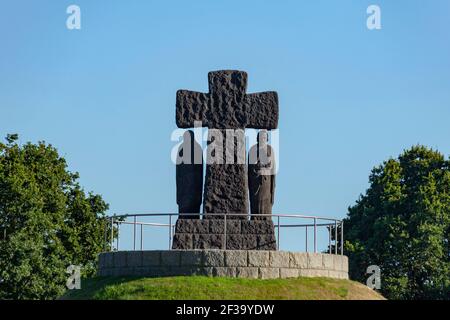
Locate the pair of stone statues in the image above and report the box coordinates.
[176,130,276,220]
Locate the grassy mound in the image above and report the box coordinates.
[62,276,384,300]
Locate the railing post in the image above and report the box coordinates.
[223,214,227,250]
[110,216,114,252]
[305,226,308,253]
[329,224,332,254]
[341,220,344,255]
[117,223,120,251]
[314,218,317,253]
[140,223,143,250]
[104,219,107,252]
[169,214,172,250]
[133,216,137,251]
[277,216,280,250]
[335,220,338,255]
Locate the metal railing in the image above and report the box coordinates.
[106,213,344,255]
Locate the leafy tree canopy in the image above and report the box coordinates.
[344,145,450,300]
[0,134,111,299]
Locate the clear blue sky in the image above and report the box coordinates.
[1,1,449,251]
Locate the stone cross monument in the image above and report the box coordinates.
[173,70,279,250]
[176,70,278,215]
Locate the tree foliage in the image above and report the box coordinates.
[0,134,112,299]
[344,146,450,300]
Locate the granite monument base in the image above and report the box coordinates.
[98,250,349,280]
[171,219,277,250]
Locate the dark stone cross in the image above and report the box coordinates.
[176,70,279,217]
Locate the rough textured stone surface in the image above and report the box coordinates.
[307,253,324,269]
[323,254,334,270]
[257,234,277,250]
[176,70,279,217]
[142,251,161,266]
[127,251,142,267]
[114,251,127,268]
[172,219,276,250]
[161,251,180,266]
[280,268,299,279]
[213,267,237,277]
[98,251,349,280]
[180,250,203,266]
[236,267,259,279]
[99,252,113,269]
[259,268,280,279]
[172,234,193,250]
[192,234,224,249]
[248,251,270,267]
[299,269,325,278]
[225,251,247,267]
[241,234,258,250]
[290,252,308,269]
[269,251,290,268]
[203,250,225,267]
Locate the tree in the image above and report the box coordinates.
[344,146,450,300]
[0,134,113,299]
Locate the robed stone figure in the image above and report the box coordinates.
[248,130,276,220]
[176,130,203,219]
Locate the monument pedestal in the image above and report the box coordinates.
[98,250,349,280]
[172,219,277,250]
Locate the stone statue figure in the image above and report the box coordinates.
[248,130,276,220]
[176,130,203,219]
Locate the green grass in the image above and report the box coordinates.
[61,276,385,300]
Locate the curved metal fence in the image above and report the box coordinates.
[106,213,344,255]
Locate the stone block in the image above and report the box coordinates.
[259,267,280,279]
[226,220,241,234]
[127,251,142,267]
[299,269,327,278]
[161,250,180,266]
[97,267,113,277]
[323,254,334,270]
[307,253,323,269]
[280,268,299,279]
[241,220,275,234]
[257,234,277,250]
[113,251,127,268]
[180,250,203,266]
[142,251,161,266]
[226,234,243,250]
[289,252,308,269]
[342,256,349,272]
[209,220,224,233]
[172,233,193,250]
[241,235,258,250]
[99,253,113,269]
[175,219,195,233]
[213,267,237,277]
[193,234,224,249]
[193,220,209,234]
[203,250,225,267]
[269,251,290,268]
[248,251,270,267]
[113,267,133,277]
[225,250,247,267]
[236,267,259,279]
